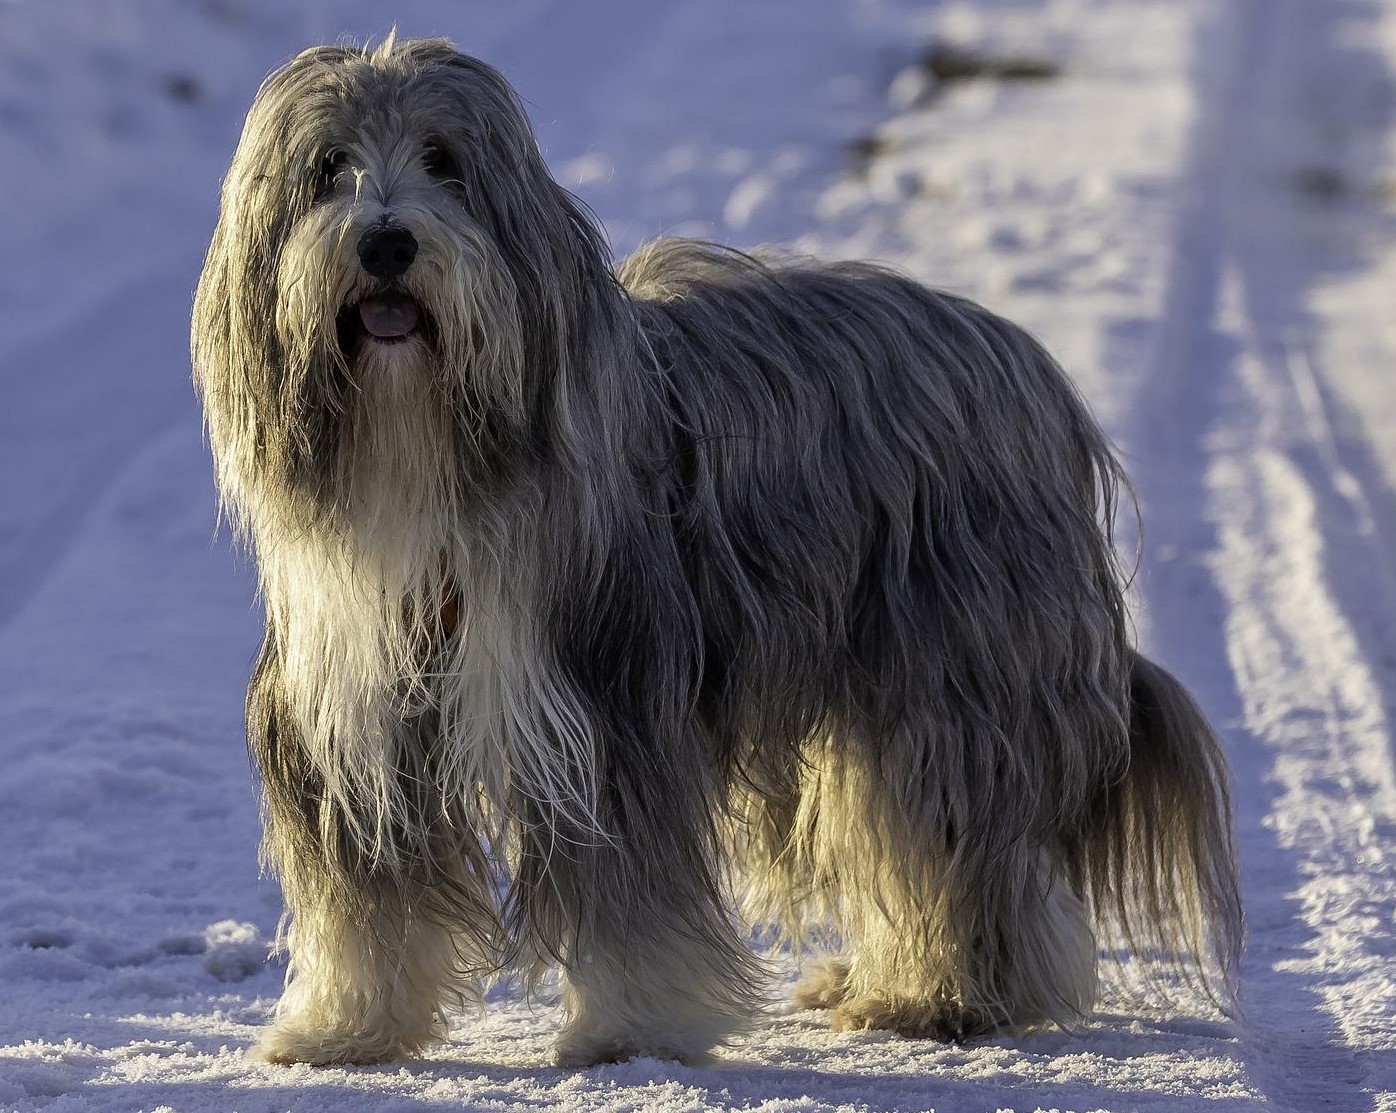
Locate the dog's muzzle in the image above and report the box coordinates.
[341,226,424,345]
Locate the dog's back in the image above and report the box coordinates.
[620,238,1127,781]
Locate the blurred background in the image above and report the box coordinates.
[1,1,1394,1110]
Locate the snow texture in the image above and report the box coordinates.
[1,0,1394,1109]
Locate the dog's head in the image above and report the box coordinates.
[194,35,614,520]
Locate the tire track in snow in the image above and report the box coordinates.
[1131,1,1396,1108]
[0,263,201,631]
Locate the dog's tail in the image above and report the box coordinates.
[1083,651,1243,1003]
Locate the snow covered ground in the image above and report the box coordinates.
[1,0,1394,1109]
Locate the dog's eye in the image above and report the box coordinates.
[422,141,457,183]
[314,149,349,201]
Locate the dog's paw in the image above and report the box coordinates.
[552,1034,625,1069]
[831,995,998,1042]
[251,1020,424,1067]
[793,957,851,1011]
[553,1030,715,1068]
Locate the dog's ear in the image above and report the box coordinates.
[427,49,621,408]
[440,50,612,274]
[193,174,304,515]
[471,157,615,390]
[196,43,359,378]
[193,49,355,509]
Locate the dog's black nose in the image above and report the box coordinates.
[357,225,418,279]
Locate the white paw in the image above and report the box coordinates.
[252,1017,432,1066]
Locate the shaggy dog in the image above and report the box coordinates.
[192,35,1242,1067]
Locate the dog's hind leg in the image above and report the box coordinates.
[795,738,1097,1040]
[831,848,1097,1040]
[792,955,852,1010]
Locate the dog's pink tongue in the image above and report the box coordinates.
[359,293,420,338]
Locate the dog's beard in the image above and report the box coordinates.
[274,189,526,532]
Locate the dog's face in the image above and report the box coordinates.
[194,37,609,515]
[253,41,528,379]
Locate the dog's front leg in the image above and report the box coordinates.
[512,747,765,1066]
[244,633,470,1066]
[254,882,457,1066]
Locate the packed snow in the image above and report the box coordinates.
[1,0,1394,1109]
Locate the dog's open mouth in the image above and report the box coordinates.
[338,291,423,352]
[358,291,420,341]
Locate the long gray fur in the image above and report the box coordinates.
[192,35,1243,1067]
